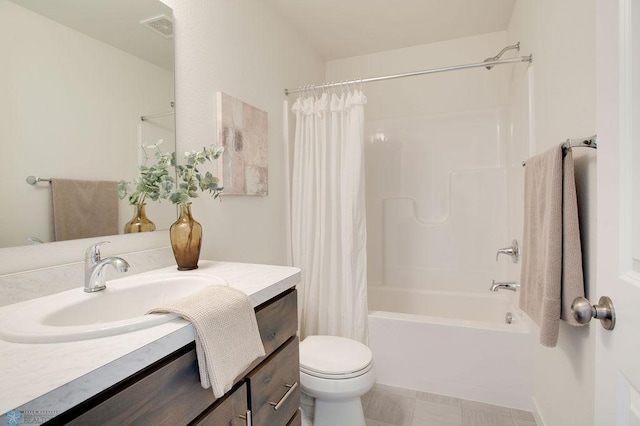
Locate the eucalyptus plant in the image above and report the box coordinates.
[169,145,225,205]
[118,140,174,206]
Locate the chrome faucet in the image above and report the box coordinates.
[490,280,520,292]
[496,239,520,263]
[84,241,130,293]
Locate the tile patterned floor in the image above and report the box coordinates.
[362,384,537,426]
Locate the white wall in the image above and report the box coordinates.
[162,0,324,266]
[0,0,175,247]
[506,0,597,424]
[326,33,519,295]
[326,32,510,120]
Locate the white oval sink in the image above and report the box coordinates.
[0,271,228,343]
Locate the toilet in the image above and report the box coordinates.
[298,335,376,426]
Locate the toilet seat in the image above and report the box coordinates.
[299,335,373,379]
[301,360,373,379]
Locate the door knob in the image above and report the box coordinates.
[571,296,616,330]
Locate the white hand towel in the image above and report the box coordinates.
[148,285,266,397]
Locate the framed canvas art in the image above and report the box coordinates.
[216,92,268,196]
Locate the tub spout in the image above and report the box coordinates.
[490,280,519,292]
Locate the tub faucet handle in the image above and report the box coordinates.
[496,239,520,263]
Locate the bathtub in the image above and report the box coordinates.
[367,286,534,409]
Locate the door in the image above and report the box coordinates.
[596,0,640,424]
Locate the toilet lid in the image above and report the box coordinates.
[299,335,373,378]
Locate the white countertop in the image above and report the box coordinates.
[0,260,300,418]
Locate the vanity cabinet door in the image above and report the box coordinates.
[286,409,302,426]
[192,382,249,426]
[246,336,300,426]
[254,289,297,356]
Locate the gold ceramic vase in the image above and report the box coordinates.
[124,204,156,234]
[170,203,202,270]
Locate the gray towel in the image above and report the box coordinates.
[51,178,119,241]
[519,144,586,347]
[148,286,266,398]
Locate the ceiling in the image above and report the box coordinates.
[7,0,174,70]
[8,0,515,68]
[264,0,516,61]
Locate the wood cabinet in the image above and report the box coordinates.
[192,383,248,426]
[247,337,300,426]
[48,289,299,426]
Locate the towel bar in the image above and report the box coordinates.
[522,135,597,166]
[26,175,51,185]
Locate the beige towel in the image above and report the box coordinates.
[51,178,119,241]
[148,286,266,397]
[519,144,585,347]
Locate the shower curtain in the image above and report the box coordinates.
[291,90,368,343]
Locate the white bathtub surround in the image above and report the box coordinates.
[368,286,518,325]
[364,108,509,294]
[368,286,534,410]
[291,91,369,343]
[0,261,300,415]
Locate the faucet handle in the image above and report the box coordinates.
[85,241,110,264]
[496,239,520,263]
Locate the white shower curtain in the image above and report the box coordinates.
[291,90,368,343]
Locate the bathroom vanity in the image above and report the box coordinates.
[0,261,301,426]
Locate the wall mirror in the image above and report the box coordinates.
[0,0,175,249]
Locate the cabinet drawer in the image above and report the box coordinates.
[192,382,248,426]
[287,409,302,426]
[247,337,300,426]
[255,289,297,357]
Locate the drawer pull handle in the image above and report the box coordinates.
[269,382,299,411]
[238,410,252,426]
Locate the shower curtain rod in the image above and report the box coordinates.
[140,101,175,121]
[284,45,532,96]
[140,111,174,121]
